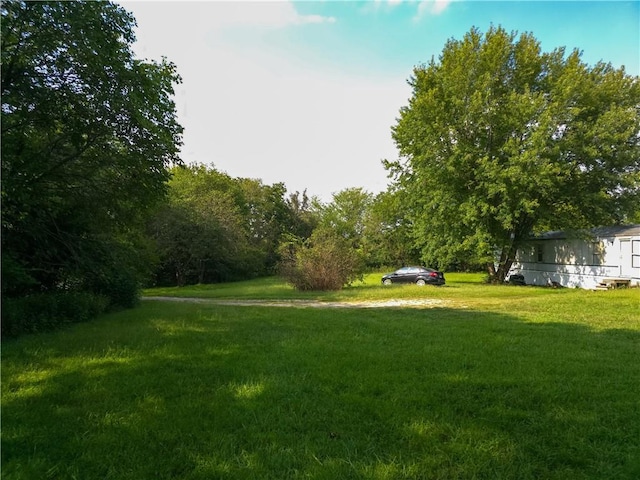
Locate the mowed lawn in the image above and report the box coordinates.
[2,274,639,479]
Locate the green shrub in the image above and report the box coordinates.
[1,252,38,296]
[278,230,363,291]
[1,292,109,338]
[84,268,141,309]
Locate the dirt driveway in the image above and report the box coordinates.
[142,297,455,309]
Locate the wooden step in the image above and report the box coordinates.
[598,279,631,290]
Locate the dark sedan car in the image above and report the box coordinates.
[381,266,445,286]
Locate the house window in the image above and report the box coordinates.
[633,240,640,268]
[536,244,544,263]
[592,242,604,265]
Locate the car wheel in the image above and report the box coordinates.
[416,279,426,286]
[383,279,392,285]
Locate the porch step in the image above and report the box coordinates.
[596,278,631,290]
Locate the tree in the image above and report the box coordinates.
[237,178,294,272]
[1,1,183,302]
[149,164,307,286]
[316,188,374,250]
[388,26,640,282]
[150,165,252,286]
[361,190,421,268]
[314,187,420,268]
[285,189,318,240]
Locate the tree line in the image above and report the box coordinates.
[1,1,182,335]
[2,2,638,335]
[149,164,419,288]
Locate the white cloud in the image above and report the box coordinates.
[203,2,336,29]
[431,0,453,15]
[121,1,336,43]
[366,0,453,21]
[119,1,408,200]
[414,0,453,21]
[178,44,409,200]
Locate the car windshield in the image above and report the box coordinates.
[392,267,438,275]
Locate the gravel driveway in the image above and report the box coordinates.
[142,297,453,309]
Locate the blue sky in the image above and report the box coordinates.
[120,1,639,201]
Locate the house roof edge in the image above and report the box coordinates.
[532,224,640,240]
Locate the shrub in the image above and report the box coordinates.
[1,292,109,338]
[278,230,363,291]
[83,268,141,309]
[1,252,38,297]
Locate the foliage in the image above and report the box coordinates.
[315,187,373,249]
[82,263,141,310]
[278,228,363,291]
[150,167,231,286]
[312,187,421,269]
[1,291,109,338]
[388,26,640,282]
[285,189,318,239]
[361,190,421,268]
[1,1,183,304]
[149,164,304,286]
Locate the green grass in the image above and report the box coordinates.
[3,274,639,479]
[142,273,486,299]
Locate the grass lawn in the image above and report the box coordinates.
[2,274,639,479]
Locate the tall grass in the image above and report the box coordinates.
[2,275,639,479]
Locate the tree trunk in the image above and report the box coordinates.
[486,262,498,283]
[175,266,185,287]
[495,243,518,283]
[496,257,514,283]
[197,259,205,284]
[487,243,518,283]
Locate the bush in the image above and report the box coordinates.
[1,252,38,297]
[278,230,363,291]
[84,268,141,309]
[1,292,109,338]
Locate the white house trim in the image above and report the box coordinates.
[510,225,640,289]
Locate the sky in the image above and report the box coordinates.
[118,0,639,201]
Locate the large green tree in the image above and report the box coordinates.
[361,190,421,268]
[151,165,251,286]
[150,164,303,286]
[316,187,374,250]
[237,178,295,272]
[1,1,183,300]
[389,26,640,282]
[285,189,318,240]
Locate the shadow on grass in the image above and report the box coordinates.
[2,302,639,479]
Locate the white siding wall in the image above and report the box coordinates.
[512,235,640,289]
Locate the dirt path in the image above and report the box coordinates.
[142,297,454,309]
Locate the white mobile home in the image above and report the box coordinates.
[511,225,640,289]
